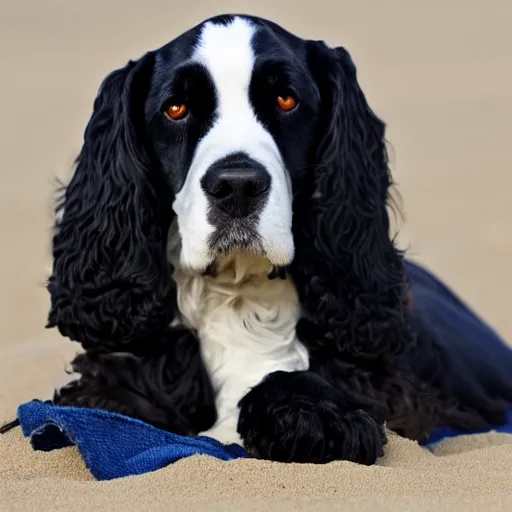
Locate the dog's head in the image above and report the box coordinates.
[48,14,394,349]
[147,15,324,270]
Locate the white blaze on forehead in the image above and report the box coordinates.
[194,17,256,107]
[173,17,294,270]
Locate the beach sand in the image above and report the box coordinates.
[1,1,511,510]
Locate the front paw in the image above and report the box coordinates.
[199,415,244,447]
[237,371,386,465]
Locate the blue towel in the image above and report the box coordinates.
[16,400,512,480]
[424,410,512,445]
[17,400,247,480]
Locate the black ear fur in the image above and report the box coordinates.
[47,54,176,350]
[292,43,411,360]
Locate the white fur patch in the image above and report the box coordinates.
[167,223,308,446]
[172,16,294,272]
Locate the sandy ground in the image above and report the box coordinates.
[0,1,511,510]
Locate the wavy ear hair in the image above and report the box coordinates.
[292,43,411,359]
[47,53,176,350]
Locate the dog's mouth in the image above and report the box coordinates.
[202,259,287,280]
[203,222,288,280]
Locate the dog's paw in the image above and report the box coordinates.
[237,371,386,464]
[199,415,244,446]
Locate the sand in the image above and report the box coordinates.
[1,0,511,510]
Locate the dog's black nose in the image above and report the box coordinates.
[201,155,271,218]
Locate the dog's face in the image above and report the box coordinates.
[144,16,321,271]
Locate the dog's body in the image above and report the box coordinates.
[49,14,512,464]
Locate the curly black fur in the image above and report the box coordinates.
[43,16,512,464]
[55,328,216,435]
[286,42,439,443]
[46,54,177,349]
[287,42,512,445]
[238,371,386,464]
[45,52,218,434]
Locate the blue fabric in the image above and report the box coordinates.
[17,400,512,480]
[17,400,246,480]
[425,410,512,445]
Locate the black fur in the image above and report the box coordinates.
[288,41,441,444]
[46,51,216,433]
[55,328,216,435]
[42,15,512,465]
[238,371,386,464]
[47,53,177,350]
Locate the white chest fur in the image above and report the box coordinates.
[170,248,309,445]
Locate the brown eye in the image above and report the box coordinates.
[277,95,297,112]
[166,104,187,120]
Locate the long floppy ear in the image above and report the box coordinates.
[47,53,176,350]
[291,42,411,359]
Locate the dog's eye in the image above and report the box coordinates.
[277,95,297,112]
[165,104,188,121]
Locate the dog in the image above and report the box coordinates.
[46,14,512,464]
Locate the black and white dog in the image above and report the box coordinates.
[47,14,512,464]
